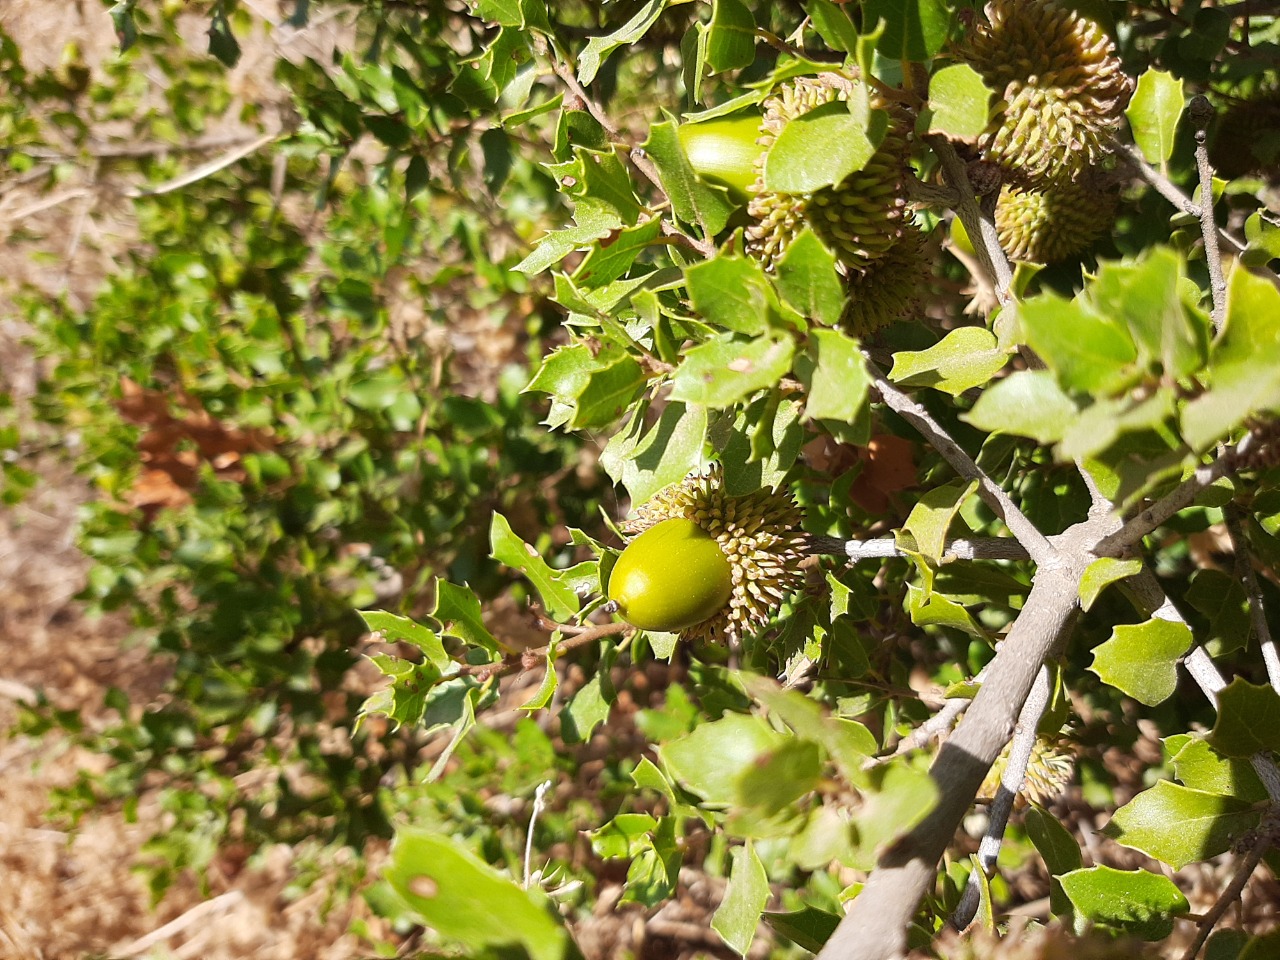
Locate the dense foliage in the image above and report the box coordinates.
[3,0,1280,957]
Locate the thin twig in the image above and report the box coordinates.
[1189,97,1227,331]
[863,356,1055,565]
[1116,143,1247,255]
[1225,504,1280,694]
[1179,836,1272,960]
[454,620,631,679]
[1094,431,1263,557]
[952,664,1052,929]
[123,130,279,198]
[118,891,245,955]
[805,534,1031,562]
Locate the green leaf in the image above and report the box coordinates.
[490,513,580,621]
[803,329,869,423]
[901,479,975,566]
[1185,568,1251,656]
[578,0,668,85]
[561,644,616,743]
[924,63,992,140]
[1206,930,1251,960]
[763,100,883,194]
[642,114,736,239]
[1057,392,1176,464]
[705,0,755,74]
[762,906,841,953]
[519,642,560,710]
[359,610,449,671]
[1170,737,1269,803]
[1243,211,1280,268]
[515,216,626,276]
[905,583,987,638]
[963,370,1079,443]
[363,655,441,729]
[386,831,581,960]
[684,255,775,335]
[889,327,1008,396]
[1103,780,1261,869]
[1126,69,1185,164]
[849,758,939,869]
[602,400,708,504]
[590,813,658,859]
[711,393,805,495]
[863,0,956,60]
[572,218,663,288]
[775,229,845,326]
[805,0,860,53]
[712,842,769,955]
[1089,617,1192,706]
[1018,292,1138,396]
[658,712,785,806]
[1024,803,1084,877]
[572,353,646,429]
[1058,865,1188,940]
[208,5,241,67]
[431,581,500,655]
[1208,678,1280,757]
[670,334,795,408]
[1078,557,1144,612]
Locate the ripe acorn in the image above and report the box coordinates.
[607,518,734,632]
[677,115,764,200]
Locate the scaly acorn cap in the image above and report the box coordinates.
[841,226,933,335]
[994,180,1118,263]
[747,75,913,273]
[978,735,1074,808]
[624,465,807,644]
[966,0,1132,189]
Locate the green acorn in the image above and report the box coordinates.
[965,0,1131,189]
[677,115,764,200]
[841,226,933,335]
[994,180,1117,263]
[619,466,807,644]
[607,518,734,632]
[746,75,913,273]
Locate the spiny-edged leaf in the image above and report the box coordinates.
[1089,617,1192,705]
[849,757,939,870]
[1024,802,1084,876]
[1208,678,1280,757]
[710,392,804,496]
[1185,568,1251,656]
[905,582,987,638]
[432,580,499,655]
[889,327,1008,396]
[900,479,976,565]
[360,610,450,671]
[602,400,707,504]
[660,712,786,807]
[964,369,1079,444]
[1059,392,1176,464]
[1126,69,1185,165]
[363,656,440,729]
[803,329,869,423]
[762,906,841,953]
[578,0,668,85]
[1103,780,1261,869]
[571,353,646,429]
[712,841,769,955]
[863,0,956,61]
[1084,248,1205,383]
[763,100,884,194]
[1181,357,1280,453]
[1058,865,1188,940]
[490,513,580,621]
[561,644,617,743]
[805,0,860,52]
[515,214,626,276]
[519,641,559,711]
[684,254,774,335]
[450,28,531,106]
[572,217,663,288]
[590,813,657,860]
[642,113,736,239]
[1170,737,1269,803]
[705,0,755,74]
[775,229,844,326]
[472,0,550,29]
[1019,292,1138,396]
[386,831,582,960]
[743,674,876,787]
[924,62,991,140]
[670,334,795,408]
[425,685,479,781]
[1079,557,1144,612]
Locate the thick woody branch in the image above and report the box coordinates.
[863,357,1055,566]
[805,535,1030,563]
[817,556,1084,960]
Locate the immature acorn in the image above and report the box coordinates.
[611,466,807,644]
[965,0,1132,189]
[994,179,1118,263]
[677,115,764,200]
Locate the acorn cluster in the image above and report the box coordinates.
[608,466,807,645]
[964,0,1132,262]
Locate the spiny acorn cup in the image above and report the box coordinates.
[994,179,1118,263]
[965,0,1131,189]
[746,75,914,273]
[841,226,933,335]
[614,466,807,644]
